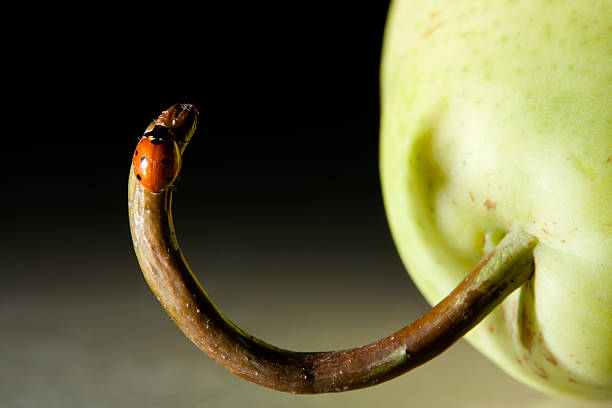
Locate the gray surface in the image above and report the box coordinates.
[2,214,608,408]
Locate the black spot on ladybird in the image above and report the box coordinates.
[136,174,142,181]
[161,158,169,164]
[134,150,138,156]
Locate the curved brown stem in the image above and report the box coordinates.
[128,104,537,394]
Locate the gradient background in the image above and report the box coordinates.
[2,3,606,407]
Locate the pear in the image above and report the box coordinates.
[380,0,611,400]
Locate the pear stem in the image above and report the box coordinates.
[128,107,538,394]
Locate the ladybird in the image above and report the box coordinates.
[132,125,181,193]
[133,103,198,193]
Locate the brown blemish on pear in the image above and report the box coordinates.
[484,199,497,211]
[534,364,548,380]
[423,21,446,38]
[544,350,560,366]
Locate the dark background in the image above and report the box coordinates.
[6,3,390,272]
[1,3,565,407]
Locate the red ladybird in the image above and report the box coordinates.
[133,103,198,193]
[132,125,181,193]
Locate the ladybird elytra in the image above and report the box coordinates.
[132,136,181,193]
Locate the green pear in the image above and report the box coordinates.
[380,0,611,400]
